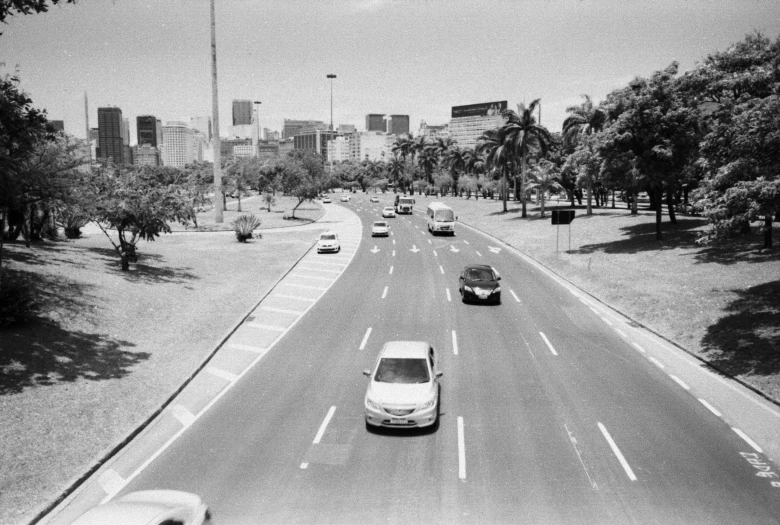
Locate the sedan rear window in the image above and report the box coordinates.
[320,234,336,240]
[375,358,430,383]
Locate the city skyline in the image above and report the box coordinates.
[3,1,779,143]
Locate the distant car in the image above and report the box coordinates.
[370,196,379,203]
[371,221,390,237]
[340,194,350,202]
[71,490,212,525]
[363,341,442,429]
[381,207,396,218]
[459,264,501,304]
[322,196,332,203]
[317,231,341,253]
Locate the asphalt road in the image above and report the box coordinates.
[114,194,780,525]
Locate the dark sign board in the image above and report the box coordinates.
[552,210,575,225]
[451,101,507,119]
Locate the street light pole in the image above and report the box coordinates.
[327,74,336,131]
[253,101,261,156]
[210,0,223,223]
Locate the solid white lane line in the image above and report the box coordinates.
[732,428,764,453]
[539,332,558,356]
[446,288,452,302]
[389,266,394,274]
[382,286,388,299]
[475,251,482,257]
[313,406,337,444]
[510,290,520,302]
[598,422,637,481]
[648,356,665,369]
[614,328,627,337]
[433,250,438,257]
[669,375,690,390]
[439,265,445,274]
[698,398,723,418]
[359,327,372,350]
[602,317,613,326]
[589,306,600,315]
[458,417,466,480]
[452,330,458,355]
[632,342,646,353]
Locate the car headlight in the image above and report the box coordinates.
[464,285,473,293]
[493,286,501,293]
[420,396,437,410]
[365,398,383,411]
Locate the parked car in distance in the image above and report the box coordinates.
[459,264,501,304]
[70,490,212,525]
[371,221,390,237]
[370,196,379,203]
[317,231,341,253]
[340,194,350,202]
[382,207,396,218]
[322,196,332,203]
[363,341,442,429]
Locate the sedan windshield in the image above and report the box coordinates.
[466,268,495,281]
[375,358,430,384]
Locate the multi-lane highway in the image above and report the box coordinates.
[60,194,780,524]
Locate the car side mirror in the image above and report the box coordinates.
[435,371,443,378]
[363,369,371,377]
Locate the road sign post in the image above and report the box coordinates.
[552,210,575,251]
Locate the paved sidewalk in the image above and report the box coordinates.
[38,203,362,525]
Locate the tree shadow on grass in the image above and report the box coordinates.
[84,247,200,285]
[700,280,780,377]
[0,270,148,395]
[573,218,708,255]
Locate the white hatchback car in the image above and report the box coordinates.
[371,221,389,237]
[71,490,212,525]
[363,341,442,429]
[340,194,350,202]
[317,231,340,253]
[381,207,396,218]
[370,196,379,203]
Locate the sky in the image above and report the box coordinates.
[3,0,780,145]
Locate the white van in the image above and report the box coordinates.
[426,202,456,236]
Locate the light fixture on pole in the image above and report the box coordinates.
[327,74,336,131]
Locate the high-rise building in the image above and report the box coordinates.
[161,121,195,168]
[419,120,449,140]
[283,119,326,139]
[97,107,124,164]
[389,115,410,136]
[263,128,280,141]
[132,144,161,166]
[121,118,130,145]
[351,131,393,162]
[232,99,253,126]
[448,101,507,149]
[137,115,161,147]
[190,116,212,140]
[220,137,252,158]
[293,129,338,158]
[366,114,386,132]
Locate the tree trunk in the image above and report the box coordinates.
[612,189,616,208]
[764,214,773,249]
[521,156,527,218]
[586,172,592,216]
[655,186,663,240]
[502,167,508,213]
[666,188,677,225]
[631,190,638,215]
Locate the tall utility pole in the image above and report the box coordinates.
[252,101,261,156]
[210,0,223,223]
[84,92,91,165]
[327,74,336,131]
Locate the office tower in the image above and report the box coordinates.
[293,129,338,158]
[365,114,386,132]
[97,107,124,164]
[419,120,449,140]
[389,115,410,136]
[121,118,130,145]
[337,124,356,134]
[448,101,507,149]
[232,99,253,126]
[191,116,212,141]
[132,144,161,166]
[161,121,195,168]
[282,119,326,139]
[137,115,161,147]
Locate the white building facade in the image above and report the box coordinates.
[448,101,507,149]
[161,121,196,168]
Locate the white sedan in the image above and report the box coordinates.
[71,490,212,525]
[317,231,341,253]
[371,221,390,237]
[340,194,350,202]
[381,207,396,218]
[370,196,379,203]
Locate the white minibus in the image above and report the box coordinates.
[426,202,456,235]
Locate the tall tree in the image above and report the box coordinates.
[562,95,607,214]
[502,100,552,217]
[477,127,512,213]
[387,154,405,193]
[444,145,467,196]
[417,148,438,187]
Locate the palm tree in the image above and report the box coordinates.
[444,145,467,196]
[525,161,565,218]
[410,134,429,166]
[502,99,552,218]
[562,95,606,215]
[387,154,405,192]
[391,134,413,162]
[417,148,438,188]
[476,127,512,213]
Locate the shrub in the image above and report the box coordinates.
[0,279,37,327]
[232,214,262,242]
